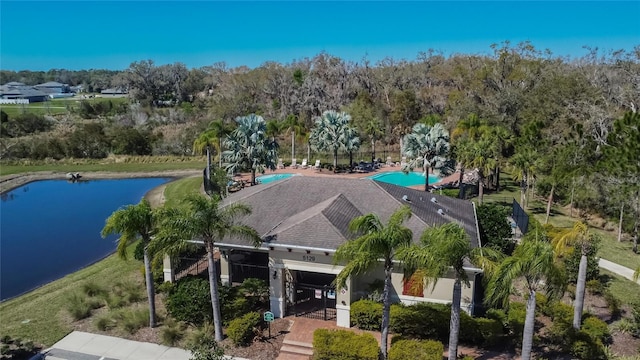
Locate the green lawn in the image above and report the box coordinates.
[1,98,130,116]
[0,245,141,347]
[480,173,640,270]
[599,269,640,306]
[0,159,205,176]
[162,176,203,208]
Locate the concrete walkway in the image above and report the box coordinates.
[599,258,640,285]
[38,331,247,360]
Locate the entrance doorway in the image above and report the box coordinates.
[285,270,336,320]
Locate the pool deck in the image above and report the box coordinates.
[234,164,459,190]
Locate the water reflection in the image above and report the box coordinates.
[0,177,171,301]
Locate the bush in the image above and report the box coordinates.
[388,339,443,360]
[485,308,507,330]
[350,300,383,331]
[160,319,185,346]
[117,308,150,334]
[474,318,504,347]
[507,302,526,343]
[239,278,269,307]
[603,291,621,317]
[65,292,101,320]
[166,276,212,325]
[390,303,449,341]
[586,279,605,295]
[582,316,611,344]
[94,315,117,331]
[186,322,216,350]
[571,332,605,360]
[226,312,263,346]
[312,329,379,360]
[82,282,108,297]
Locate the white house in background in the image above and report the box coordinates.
[34,81,70,94]
[164,176,485,328]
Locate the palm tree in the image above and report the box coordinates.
[309,110,359,172]
[458,134,498,204]
[101,199,159,328]
[280,114,306,161]
[344,126,361,169]
[334,206,413,359]
[156,194,261,341]
[552,221,597,329]
[222,114,279,185]
[508,148,538,209]
[485,237,564,360]
[398,223,500,360]
[363,117,384,162]
[193,119,233,168]
[401,122,451,191]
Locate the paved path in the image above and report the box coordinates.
[38,331,247,360]
[599,258,640,285]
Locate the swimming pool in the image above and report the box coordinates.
[256,173,298,184]
[366,171,440,187]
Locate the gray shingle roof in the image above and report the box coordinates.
[221,176,479,251]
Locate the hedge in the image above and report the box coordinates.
[312,329,379,360]
[350,300,383,331]
[388,339,443,360]
[165,276,212,325]
[227,312,263,346]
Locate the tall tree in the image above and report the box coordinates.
[485,236,564,360]
[334,206,413,360]
[223,114,279,185]
[603,112,640,253]
[193,119,233,168]
[401,122,451,191]
[157,194,261,341]
[309,110,359,172]
[551,221,599,329]
[101,199,159,328]
[398,223,500,360]
[457,133,498,204]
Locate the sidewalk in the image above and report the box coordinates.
[599,258,640,285]
[38,331,247,360]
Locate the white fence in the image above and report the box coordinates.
[0,99,29,104]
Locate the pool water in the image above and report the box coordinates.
[256,173,298,184]
[366,171,440,187]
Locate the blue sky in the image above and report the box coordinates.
[1,1,638,71]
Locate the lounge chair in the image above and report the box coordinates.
[313,159,321,171]
[300,158,308,169]
[291,158,298,169]
[277,158,284,169]
[386,156,393,167]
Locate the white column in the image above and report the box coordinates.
[336,277,352,328]
[269,261,285,318]
[162,255,174,283]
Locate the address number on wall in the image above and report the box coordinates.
[302,255,316,262]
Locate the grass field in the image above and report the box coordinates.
[0,159,205,176]
[0,97,129,117]
[162,176,203,208]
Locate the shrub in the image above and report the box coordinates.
[485,308,507,330]
[507,302,526,343]
[350,300,383,331]
[582,316,611,344]
[82,282,108,297]
[94,315,117,331]
[603,291,621,317]
[166,276,212,326]
[312,329,379,360]
[186,322,216,350]
[535,293,549,316]
[160,318,185,346]
[390,303,449,341]
[586,279,605,295]
[226,312,262,346]
[388,339,443,360]
[571,332,605,360]
[65,291,101,320]
[239,278,269,307]
[117,308,150,334]
[474,318,504,347]
[459,312,482,344]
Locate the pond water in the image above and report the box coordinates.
[0,177,171,301]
